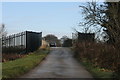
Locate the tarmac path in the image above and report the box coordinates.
[21,47,93,78]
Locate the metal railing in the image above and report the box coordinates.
[2,31,42,54]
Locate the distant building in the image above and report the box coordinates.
[40,39,49,48]
[72,32,95,43]
[60,36,68,46]
[62,38,72,47]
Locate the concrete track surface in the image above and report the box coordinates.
[21,47,93,78]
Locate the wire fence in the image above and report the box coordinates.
[2,31,42,54]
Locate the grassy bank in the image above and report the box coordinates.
[77,58,113,79]
[0,63,2,80]
[2,48,49,78]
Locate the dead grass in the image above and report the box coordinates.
[2,54,26,62]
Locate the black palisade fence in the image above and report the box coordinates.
[2,31,42,54]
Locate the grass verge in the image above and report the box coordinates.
[0,63,2,79]
[2,48,49,78]
[76,58,113,79]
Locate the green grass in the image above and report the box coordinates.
[77,58,113,79]
[2,49,49,78]
[0,63,2,79]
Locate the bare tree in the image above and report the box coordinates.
[79,2,107,41]
[79,2,107,26]
[79,1,120,43]
[0,24,7,38]
[103,2,120,44]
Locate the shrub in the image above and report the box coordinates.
[2,45,26,54]
[73,42,120,79]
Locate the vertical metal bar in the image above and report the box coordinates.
[14,34,15,47]
[20,33,21,46]
[5,38,6,47]
[24,32,25,48]
[19,34,20,46]
[8,36,10,47]
[25,31,27,53]
[21,33,23,47]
